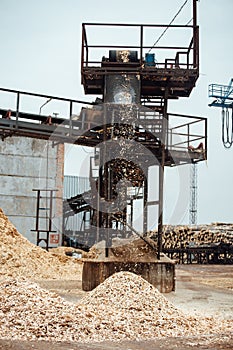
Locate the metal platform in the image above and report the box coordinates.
[0,88,207,167]
[81,23,199,99]
[209,81,233,108]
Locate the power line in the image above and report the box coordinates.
[186,18,193,26]
[82,146,93,154]
[148,0,190,53]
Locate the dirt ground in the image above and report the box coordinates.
[0,264,232,350]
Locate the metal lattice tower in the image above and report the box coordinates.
[189,163,198,225]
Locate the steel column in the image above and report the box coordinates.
[157,93,168,259]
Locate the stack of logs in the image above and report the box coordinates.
[149,224,233,249]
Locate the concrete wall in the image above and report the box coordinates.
[0,136,64,245]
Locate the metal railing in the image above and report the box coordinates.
[81,23,199,72]
[209,84,233,100]
[0,88,207,156]
[168,112,207,153]
[0,87,96,139]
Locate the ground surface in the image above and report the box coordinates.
[0,264,232,349]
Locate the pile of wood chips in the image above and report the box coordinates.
[0,208,232,344]
[0,209,82,280]
[0,272,232,343]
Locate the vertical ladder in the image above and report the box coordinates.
[31,189,58,250]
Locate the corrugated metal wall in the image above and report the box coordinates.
[63,176,90,199]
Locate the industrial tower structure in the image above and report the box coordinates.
[0,1,207,263]
[76,0,207,259]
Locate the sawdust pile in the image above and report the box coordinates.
[0,209,82,280]
[0,272,232,343]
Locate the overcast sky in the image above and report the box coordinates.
[0,0,232,226]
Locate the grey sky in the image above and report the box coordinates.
[0,0,232,225]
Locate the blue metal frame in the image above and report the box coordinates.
[208,79,233,148]
[208,79,233,108]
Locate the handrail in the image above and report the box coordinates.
[83,45,190,50]
[82,22,193,28]
[169,112,206,120]
[171,136,204,148]
[169,119,203,131]
[0,87,95,105]
[81,23,199,72]
[167,111,206,151]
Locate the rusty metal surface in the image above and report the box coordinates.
[81,23,199,98]
[0,95,207,166]
[82,259,175,292]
